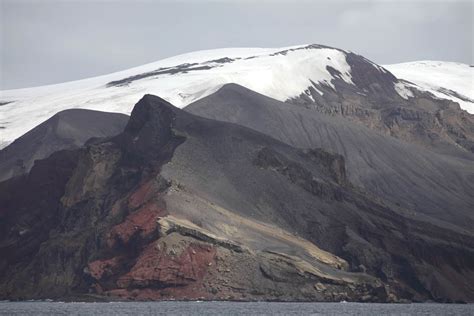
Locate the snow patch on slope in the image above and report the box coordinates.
[385,61,474,113]
[394,82,415,100]
[0,45,352,148]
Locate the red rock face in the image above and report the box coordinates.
[89,240,216,300]
[106,180,168,249]
[107,202,165,248]
[128,180,157,210]
[117,242,216,289]
[88,256,123,280]
[88,177,217,300]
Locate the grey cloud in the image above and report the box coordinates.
[1,0,472,89]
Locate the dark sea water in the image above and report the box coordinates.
[0,301,473,316]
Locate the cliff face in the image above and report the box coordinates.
[0,95,473,303]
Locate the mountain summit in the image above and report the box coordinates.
[1,44,472,149]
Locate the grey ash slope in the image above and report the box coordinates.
[0,109,129,182]
[186,83,474,230]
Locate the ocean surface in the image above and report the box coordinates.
[0,301,473,315]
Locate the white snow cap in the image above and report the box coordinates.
[0,44,353,147]
[1,45,472,148]
[385,61,474,113]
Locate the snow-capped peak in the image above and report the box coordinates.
[1,45,472,149]
[0,44,353,147]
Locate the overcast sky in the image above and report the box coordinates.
[0,0,472,90]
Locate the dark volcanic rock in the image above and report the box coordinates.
[1,94,473,303]
[0,150,79,285]
[0,109,129,182]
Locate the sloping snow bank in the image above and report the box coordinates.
[385,61,473,113]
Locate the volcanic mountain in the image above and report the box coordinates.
[0,44,473,303]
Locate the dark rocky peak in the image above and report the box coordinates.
[289,51,406,114]
[119,95,187,163]
[125,94,176,136]
[190,83,286,114]
[344,53,399,96]
[214,83,265,102]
